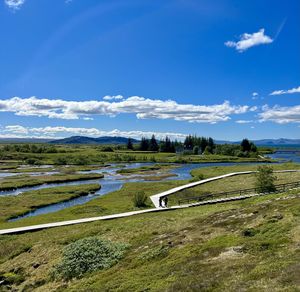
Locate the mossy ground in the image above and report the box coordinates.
[0,172,103,191]
[0,184,101,223]
[0,192,299,291]
[0,163,299,291]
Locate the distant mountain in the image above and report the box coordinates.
[0,138,52,143]
[49,136,140,145]
[215,138,300,146]
[252,138,300,146]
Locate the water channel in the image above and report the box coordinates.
[1,151,299,221]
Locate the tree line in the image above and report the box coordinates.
[127,135,258,157]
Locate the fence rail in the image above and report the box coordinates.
[177,181,300,205]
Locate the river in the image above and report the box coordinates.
[2,151,300,221]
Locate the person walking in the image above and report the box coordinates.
[163,196,169,208]
[159,196,163,208]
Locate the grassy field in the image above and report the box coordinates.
[0,180,184,230]
[116,164,177,174]
[0,163,299,291]
[0,189,299,291]
[171,171,300,205]
[7,165,106,173]
[0,144,272,165]
[0,184,101,223]
[190,162,300,179]
[0,173,103,191]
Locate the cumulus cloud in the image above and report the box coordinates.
[225,29,273,52]
[4,0,25,10]
[0,96,250,123]
[270,86,300,96]
[1,125,188,140]
[4,125,28,134]
[102,95,124,101]
[259,104,300,124]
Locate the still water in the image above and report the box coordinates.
[3,151,300,221]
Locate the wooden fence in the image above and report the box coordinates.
[177,181,300,205]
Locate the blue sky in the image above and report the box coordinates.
[0,0,299,141]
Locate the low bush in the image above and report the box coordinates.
[25,158,42,165]
[52,237,128,280]
[101,146,114,152]
[133,191,148,208]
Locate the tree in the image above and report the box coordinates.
[126,138,133,150]
[255,165,277,193]
[149,135,159,152]
[200,137,208,153]
[207,137,215,153]
[241,138,251,152]
[139,137,149,151]
[250,142,257,152]
[203,145,212,155]
[193,146,199,155]
[184,135,193,150]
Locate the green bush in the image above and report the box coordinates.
[255,165,277,193]
[133,191,148,208]
[193,146,199,155]
[25,158,42,165]
[53,237,128,280]
[53,156,68,165]
[101,146,114,152]
[72,156,89,165]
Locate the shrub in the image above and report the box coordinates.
[193,146,199,155]
[53,237,128,280]
[255,165,277,193]
[133,191,148,208]
[73,156,89,165]
[101,146,114,152]
[53,156,68,165]
[25,158,42,165]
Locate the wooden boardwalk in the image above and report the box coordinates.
[0,169,299,235]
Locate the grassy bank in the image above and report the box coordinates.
[116,164,176,175]
[0,173,104,191]
[0,184,101,223]
[0,144,272,164]
[0,180,183,230]
[170,170,300,205]
[190,162,300,179]
[0,189,299,291]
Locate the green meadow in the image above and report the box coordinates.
[0,161,299,291]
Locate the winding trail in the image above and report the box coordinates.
[0,169,299,235]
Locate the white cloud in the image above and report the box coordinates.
[270,86,300,96]
[235,120,253,124]
[252,92,259,100]
[225,29,273,52]
[4,125,28,134]
[259,104,300,124]
[4,0,25,10]
[0,96,250,123]
[102,95,124,101]
[1,125,188,141]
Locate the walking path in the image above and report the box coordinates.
[0,169,299,235]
